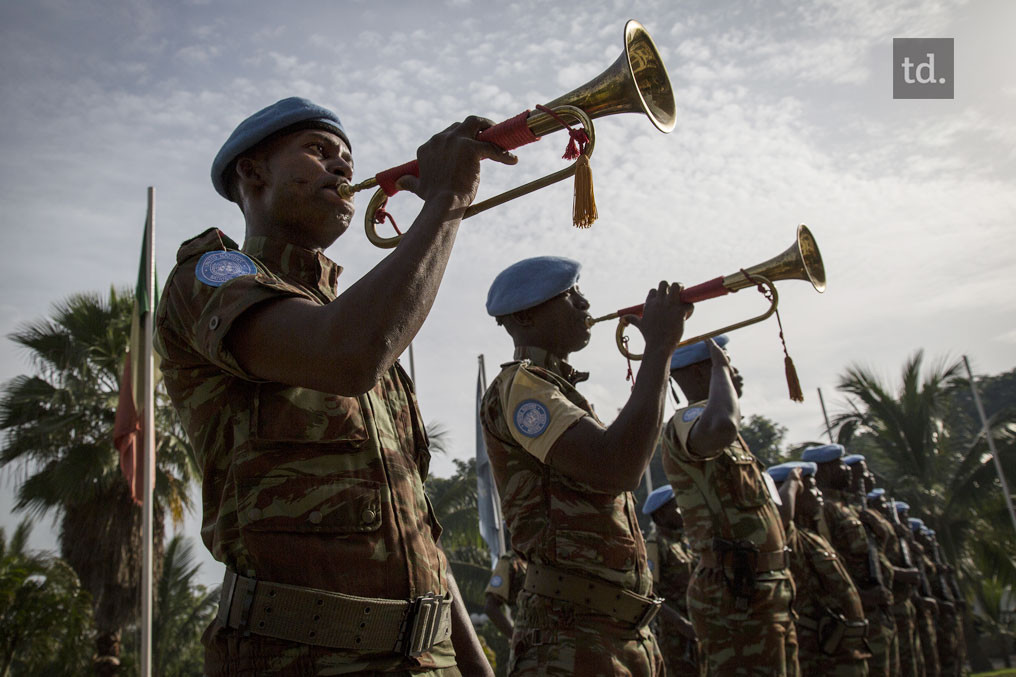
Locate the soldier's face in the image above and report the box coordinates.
[258,129,355,247]
[529,286,592,356]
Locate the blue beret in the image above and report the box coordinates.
[908,517,924,532]
[642,485,675,515]
[867,488,886,500]
[670,335,729,370]
[801,444,845,464]
[843,454,865,465]
[211,97,349,200]
[486,256,581,316]
[923,528,935,537]
[895,501,910,512]
[766,461,817,482]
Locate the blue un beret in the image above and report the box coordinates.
[801,444,846,464]
[642,485,675,515]
[867,488,886,500]
[670,335,729,370]
[211,97,350,200]
[766,461,817,482]
[486,256,581,317]
[843,454,865,465]
[908,517,924,532]
[894,501,910,512]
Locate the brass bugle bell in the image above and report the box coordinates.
[339,19,677,248]
[589,224,826,360]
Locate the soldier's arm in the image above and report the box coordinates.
[685,340,740,457]
[483,594,514,638]
[659,602,697,639]
[544,282,692,492]
[776,469,803,529]
[227,118,517,396]
[447,569,494,676]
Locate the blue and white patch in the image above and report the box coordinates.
[196,250,258,287]
[514,399,550,438]
[682,406,705,423]
[647,559,655,573]
[488,575,503,588]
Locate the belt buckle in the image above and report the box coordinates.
[636,597,664,630]
[402,592,443,657]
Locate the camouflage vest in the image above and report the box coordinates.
[156,230,452,670]
[479,350,650,596]
[661,403,786,559]
[788,523,865,624]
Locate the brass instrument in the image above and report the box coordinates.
[339,19,677,248]
[589,224,826,360]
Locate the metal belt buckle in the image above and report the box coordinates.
[402,592,443,657]
[636,597,664,630]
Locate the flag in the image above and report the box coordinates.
[113,206,159,505]
[475,354,505,567]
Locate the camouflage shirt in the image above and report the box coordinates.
[661,403,787,562]
[155,230,453,672]
[647,526,695,613]
[479,347,651,597]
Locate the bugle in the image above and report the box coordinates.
[588,224,826,360]
[339,19,677,248]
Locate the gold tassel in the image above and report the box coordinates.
[572,154,597,228]
[785,355,805,402]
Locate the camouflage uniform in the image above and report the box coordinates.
[908,540,940,677]
[646,524,705,676]
[662,402,799,676]
[484,551,527,612]
[823,490,898,677]
[862,507,920,677]
[924,547,964,677]
[156,231,456,675]
[479,349,663,676]
[785,523,869,675]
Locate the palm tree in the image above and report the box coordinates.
[0,289,197,675]
[0,518,93,676]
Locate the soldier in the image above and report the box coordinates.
[483,550,527,639]
[767,461,870,676]
[914,524,966,677]
[846,456,923,677]
[662,335,800,676]
[156,97,516,675]
[805,444,898,677]
[479,256,692,675]
[882,502,940,677]
[642,485,705,677]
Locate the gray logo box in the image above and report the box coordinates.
[894,38,954,99]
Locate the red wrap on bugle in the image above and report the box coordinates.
[614,277,730,319]
[373,110,539,197]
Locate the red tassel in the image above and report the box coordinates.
[785,355,804,402]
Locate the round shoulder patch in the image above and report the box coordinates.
[681,406,705,423]
[514,399,550,438]
[488,575,503,588]
[195,250,258,287]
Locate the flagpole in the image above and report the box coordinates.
[962,355,1016,539]
[141,187,155,677]
[817,387,835,443]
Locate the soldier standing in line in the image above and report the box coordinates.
[484,550,528,639]
[662,335,800,676]
[480,256,693,675]
[767,461,870,676]
[156,98,515,675]
[913,524,967,677]
[845,456,924,677]
[642,485,706,677]
[805,444,899,677]
[882,501,940,677]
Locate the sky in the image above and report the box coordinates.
[1,0,1013,590]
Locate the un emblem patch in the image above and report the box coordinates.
[514,399,550,438]
[489,575,503,588]
[682,406,704,423]
[195,251,258,287]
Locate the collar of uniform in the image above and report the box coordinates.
[512,346,588,385]
[242,235,342,294]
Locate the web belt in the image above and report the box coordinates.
[523,562,663,629]
[216,570,452,656]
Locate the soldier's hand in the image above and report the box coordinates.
[625,281,694,354]
[707,338,732,372]
[397,116,518,206]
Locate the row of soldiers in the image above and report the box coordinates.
[477,254,969,675]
